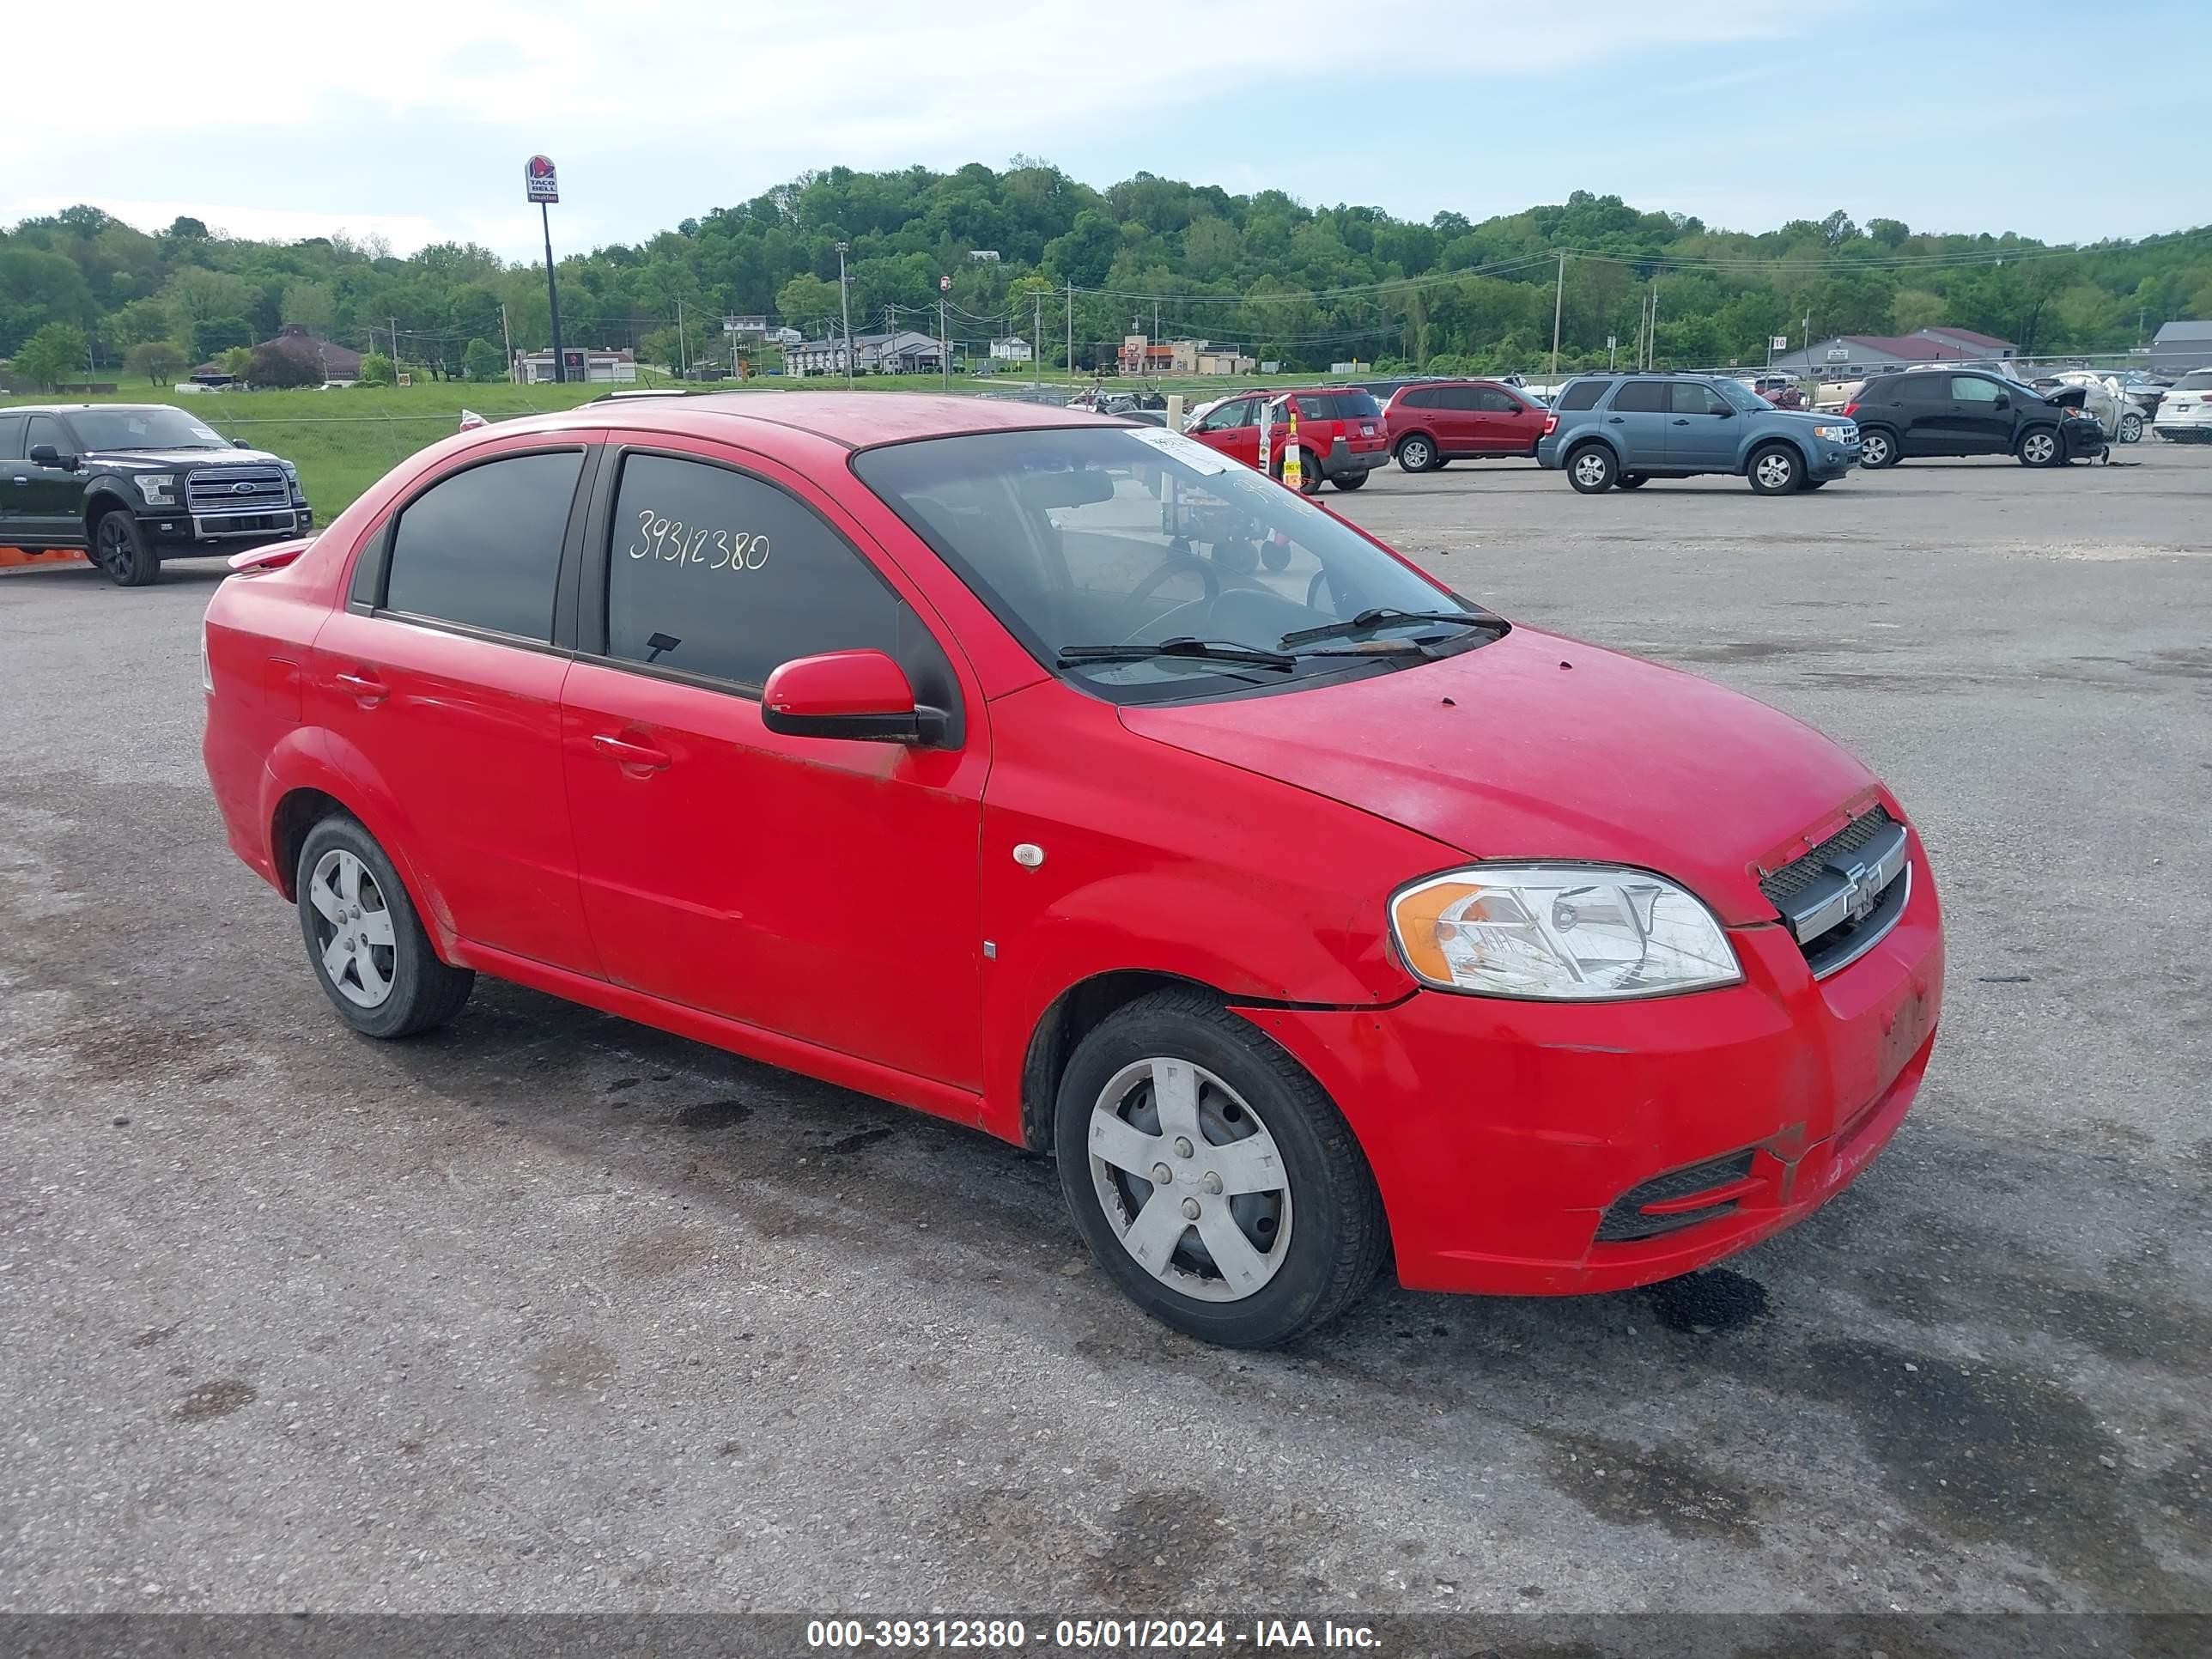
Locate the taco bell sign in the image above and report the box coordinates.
[525,155,559,204]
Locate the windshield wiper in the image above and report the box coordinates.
[1057,637,1298,672]
[1278,607,1497,648]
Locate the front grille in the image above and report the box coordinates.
[1759,806,1896,909]
[1594,1150,1756,1243]
[185,465,290,514]
[1759,805,1911,976]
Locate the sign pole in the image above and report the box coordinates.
[526,155,565,386]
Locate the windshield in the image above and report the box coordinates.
[69,408,228,451]
[1713,379,1768,414]
[853,426,1485,704]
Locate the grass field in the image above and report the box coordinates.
[2,370,1255,520]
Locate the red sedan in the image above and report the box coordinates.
[202,394,1943,1348]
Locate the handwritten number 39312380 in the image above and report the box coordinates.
[628,510,770,572]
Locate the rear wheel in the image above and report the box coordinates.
[295,816,475,1039]
[1748,443,1802,495]
[1395,434,1437,473]
[2017,428,2063,467]
[1332,470,1368,491]
[90,509,159,586]
[1054,989,1386,1348]
[1565,444,1616,494]
[1615,474,1649,489]
[1857,428,1898,469]
[2118,412,2143,443]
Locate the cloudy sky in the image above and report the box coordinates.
[10,1,2204,258]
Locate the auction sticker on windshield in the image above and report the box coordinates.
[1124,428,1229,474]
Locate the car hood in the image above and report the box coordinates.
[86,447,285,467]
[1119,624,1883,925]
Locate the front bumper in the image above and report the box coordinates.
[147,507,312,551]
[1234,835,1943,1297]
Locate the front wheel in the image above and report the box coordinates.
[90,509,160,586]
[2017,428,2063,467]
[1748,443,1802,495]
[2118,412,2142,443]
[1054,990,1387,1348]
[1857,429,1899,469]
[1565,444,1616,493]
[1332,470,1368,491]
[1395,434,1437,473]
[295,816,475,1039]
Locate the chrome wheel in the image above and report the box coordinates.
[307,848,397,1009]
[1754,451,1796,489]
[1399,437,1432,471]
[2021,432,2057,465]
[2119,413,2142,443]
[1571,451,1609,489]
[1086,1057,1291,1304]
[1860,432,1892,467]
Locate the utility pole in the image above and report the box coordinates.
[836,241,854,386]
[1066,281,1074,380]
[1549,250,1565,377]
[1153,297,1161,380]
[1034,289,1043,391]
[941,292,951,392]
[677,295,687,378]
[1649,283,1662,368]
[389,318,400,372]
[499,303,513,381]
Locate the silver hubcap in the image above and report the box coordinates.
[1864,435,1889,464]
[2025,434,2054,463]
[1572,453,1607,487]
[1404,441,1430,467]
[1087,1058,1291,1303]
[307,849,397,1008]
[2122,416,2141,441]
[1756,453,1794,488]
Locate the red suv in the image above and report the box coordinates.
[203,393,1943,1348]
[1381,379,1547,471]
[1184,386,1390,490]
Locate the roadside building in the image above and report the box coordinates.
[514,347,637,385]
[191,324,363,387]
[2150,320,2212,376]
[989,336,1032,364]
[1766,328,2019,379]
[1115,335,1255,376]
[784,330,944,376]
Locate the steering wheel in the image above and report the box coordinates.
[1123,553,1222,640]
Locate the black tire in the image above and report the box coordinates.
[1615,474,1650,489]
[1747,442,1802,495]
[1565,442,1616,494]
[1395,434,1438,473]
[1054,988,1388,1348]
[295,815,474,1039]
[1857,428,1899,469]
[2017,426,2064,468]
[90,508,160,586]
[1332,470,1368,491]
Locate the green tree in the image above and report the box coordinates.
[125,339,187,385]
[216,346,255,379]
[108,298,174,349]
[775,273,841,335]
[192,315,254,362]
[357,350,396,386]
[463,337,506,381]
[278,280,337,334]
[12,322,89,389]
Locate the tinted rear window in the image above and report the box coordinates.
[1610,381,1668,413]
[384,451,584,640]
[1556,380,1607,410]
[1294,392,1381,421]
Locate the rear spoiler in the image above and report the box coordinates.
[228,536,314,574]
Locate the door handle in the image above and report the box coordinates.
[592,732,671,771]
[1606,416,1626,424]
[1671,418,1691,425]
[334,670,387,705]
[9,476,26,485]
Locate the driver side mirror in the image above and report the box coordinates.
[28,443,79,471]
[761,649,945,745]
[234,437,253,449]
[1992,395,2010,410]
[1713,405,1735,417]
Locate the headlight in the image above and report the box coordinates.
[1390,864,1741,1000]
[1812,424,1854,441]
[279,459,305,501]
[133,474,175,506]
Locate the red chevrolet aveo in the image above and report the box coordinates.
[202,394,1943,1347]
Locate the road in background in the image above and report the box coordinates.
[2,447,2207,1613]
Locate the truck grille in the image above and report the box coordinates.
[1759,805,1910,977]
[185,465,290,514]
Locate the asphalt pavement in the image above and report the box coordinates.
[2,441,2207,1616]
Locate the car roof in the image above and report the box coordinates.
[503,391,1133,451]
[9,403,178,415]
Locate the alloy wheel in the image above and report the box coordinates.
[94,517,130,576]
[1086,1057,1291,1303]
[2023,432,2057,465]
[1861,433,1892,467]
[307,848,398,1008]
[1755,452,1796,490]
[1572,452,1609,489]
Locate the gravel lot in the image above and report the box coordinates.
[3,441,2208,1617]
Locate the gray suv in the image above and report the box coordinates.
[1534,373,1862,495]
